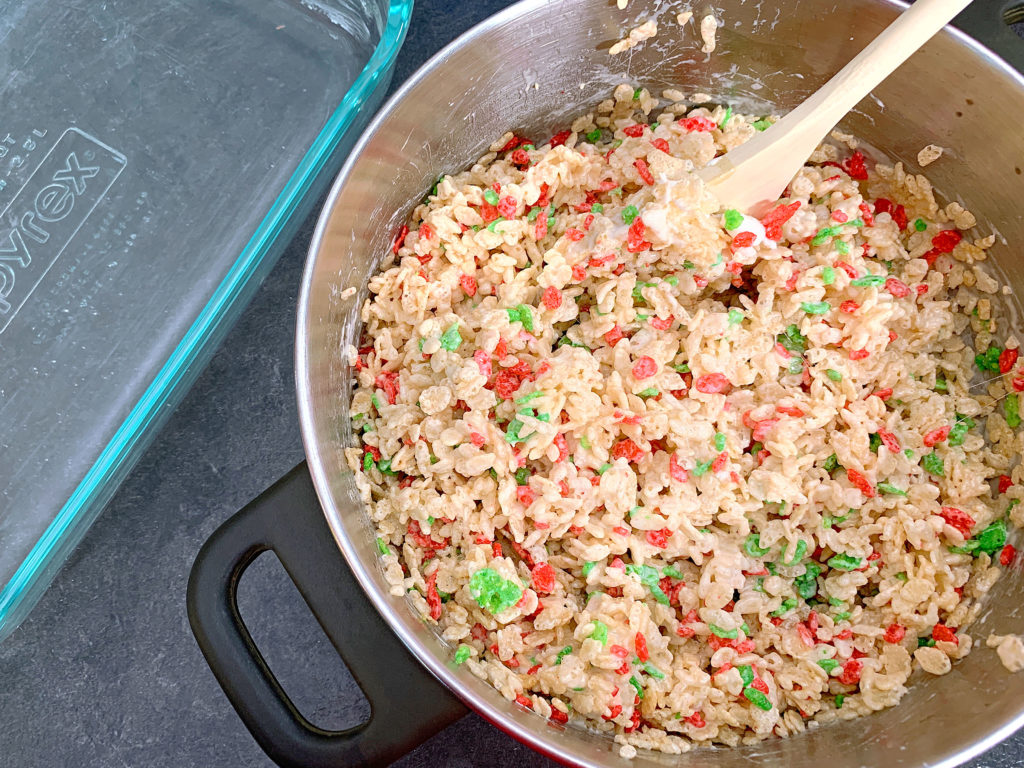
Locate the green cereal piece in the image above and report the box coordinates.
[826,369,842,382]
[835,694,845,709]
[782,539,807,565]
[715,432,727,451]
[801,301,831,315]
[728,308,744,325]
[744,533,770,557]
[851,274,886,287]
[514,467,530,485]
[692,458,713,477]
[469,568,523,614]
[672,363,690,373]
[622,205,639,224]
[914,218,928,232]
[878,481,907,496]
[375,537,391,556]
[719,106,733,128]
[515,391,544,404]
[895,572,908,582]
[724,209,744,230]
[439,323,462,351]
[738,665,755,686]
[515,304,534,331]
[869,433,882,453]
[638,387,659,398]
[642,661,665,679]
[771,598,797,617]
[454,644,472,665]
[709,623,738,639]
[556,645,574,664]
[976,519,1008,555]
[752,118,772,131]
[663,565,685,579]
[788,357,804,375]
[795,563,822,599]
[579,435,591,450]
[817,658,839,673]
[922,452,945,476]
[586,128,602,143]
[527,206,541,222]
[828,553,862,571]
[597,462,612,475]
[835,240,850,255]
[483,188,499,205]
[629,675,644,699]
[633,87,642,100]
[683,260,695,269]
[811,226,839,246]
[591,203,604,213]
[744,688,772,711]
[1005,394,1021,428]
[582,561,597,577]
[822,266,836,285]
[665,275,679,286]
[823,453,839,472]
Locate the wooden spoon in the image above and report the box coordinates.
[698,0,974,214]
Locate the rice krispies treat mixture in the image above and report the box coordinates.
[345,83,1024,753]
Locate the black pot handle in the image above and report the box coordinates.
[186,463,468,768]
[955,2,1024,74]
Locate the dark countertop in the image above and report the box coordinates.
[2,2,1023,766]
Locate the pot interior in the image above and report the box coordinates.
[297,1,1024,765]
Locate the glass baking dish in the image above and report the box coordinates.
[0,0,412,641]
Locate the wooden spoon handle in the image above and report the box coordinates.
[701,0,974,213]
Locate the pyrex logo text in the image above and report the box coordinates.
[0,128,126,333]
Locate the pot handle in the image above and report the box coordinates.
[186,463,468,768]
[955,2,1024,74]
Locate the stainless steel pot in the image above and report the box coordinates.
[197,1,1024,766]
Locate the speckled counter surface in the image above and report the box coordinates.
[2,2,1023,766]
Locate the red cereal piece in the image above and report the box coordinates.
[650,315,673,331]
[425,571,442,620]
[676,625,696,638]
[470,432,486,448]
[497,195,518,219]
[542,286,562,309]
[364,445,381,462]
[840,300,860,314]
[884,623,906,644]
[836,261,859,279]
[612,526,630,537]
[752,418,779,442]
[686,711,706,728]
[632,356,658,380]
[858,202,875,226]
[1000,544,1017,566]
[392,224,408,254]
[516,486,535,506]
[670,453,689,482]
[534,214,548,240]
[849,348,869,361]
[480,202,500,224]
[459,274,478,297]
[571,263,587,281]
[612,439,645,463]
[923,426,951,447]
[473,349,492,377]
[777,404,805,417]
[419,223,434,242]
[731,231,757,250]
[510,148,530,166]
[651,137,670,153]
[711,452,728,473]
[999,475,1014,494]
[531,562,556,594]
[847,468,876,498]
[643,528,668,549]
[680,115,716,132]
[549,129,571,147]
[871,388,893,401]
[604,326,625,347]
[750,677,770,694]
[831,210,849,223]
[760,201,801,241]
[623,123,646,137]
[940,506,975,537]
[515,694,534,709]
[885,277,910,298]
[549,708,568,724]
[583,214,594,230]
[1000,348,1019,374]
[626,218,651,253]
[842,151,869,180]
[796,623,815,647]
[634,158,655,185]
[838,659,863,685]
[932,623,958,645]
[877,429,900,452]
[493,369,522,399]
[611,644,630,658]
[565,228,585,241]
[695,373,731,394]
[874,198,908,230]
[634,632,650,662]
[375,370,400,404]
[785,272,799,291]
[492,542,503,559]
[932,229,962,253]
[1014,376,1024,393]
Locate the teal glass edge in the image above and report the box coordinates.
[0,0,414,640]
